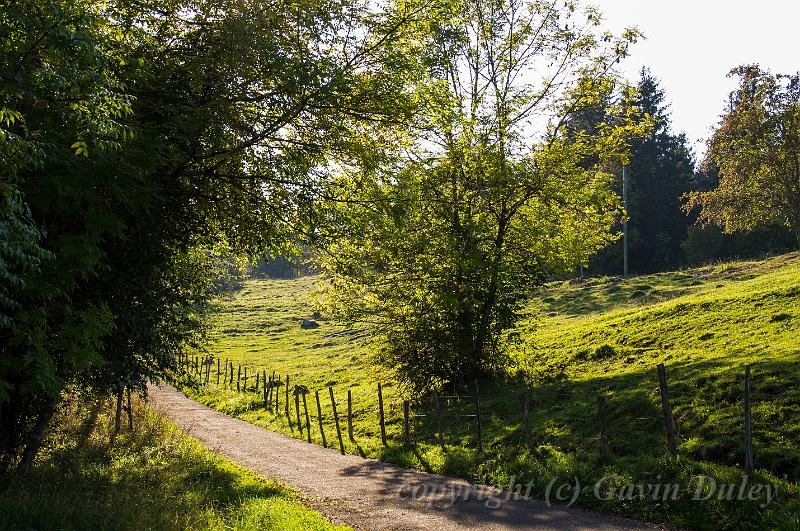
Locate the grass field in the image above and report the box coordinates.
[182,252,800,529]
[0,394,348,531]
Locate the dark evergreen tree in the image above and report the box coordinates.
[590,69,696,274]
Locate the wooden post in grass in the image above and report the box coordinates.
[744,365,754,474]
[126,387,133,432]
[347,389,354,441]
[263,372,268,408]
[243,367,248,390]
[378,383,387,446]
[114,387,123,435]
[302,392,311,443]
[255,371,259,391]
[275,377,281,411]
[295,389,302,434]
[266,374,273,407]
[329,387,345,454]
[520,390,533,452]
[432,390,444,450]
[236,365,241,392]
[403,400,411,446]
[315,390,327,447]
[657,363,677,455]
[285,375,290,417]
[229,362,234,386]
[474,381,482,453]
[598,395,609,462]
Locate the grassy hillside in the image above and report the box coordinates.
[183,252,800,529]
[0,395,348,531]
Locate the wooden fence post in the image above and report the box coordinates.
[329,387,345,454]
[126,387,133,432]
[270,371,276,407]
[295,390,302,434]
[243,367,248,390]
[315,390,327,447]
[598,395,609,462]
[520,389,533,452]
[302,392,311,443]
[229,362,234,386]
[275,377,281,410]
[474,381,482,453]
[403,400,411,446]
[432,390,444,450]
[285,375,290,417]
[744,365,754,474]
[263,372,268,408]
[378,383,387,446]
[255,371,260,391]
[236,365,241,392]
[114,386,123,435]
[347,389,354,442]
[657,363,677,455]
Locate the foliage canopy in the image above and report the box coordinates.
[316,0,649,391]
[686,65,800,246]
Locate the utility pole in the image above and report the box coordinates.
[623,165,629,277]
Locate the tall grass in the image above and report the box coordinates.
[0,393,348,531]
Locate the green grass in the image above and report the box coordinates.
[183,252,800,529]
[0,393,349,531]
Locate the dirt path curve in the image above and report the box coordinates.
[150,384,658,530]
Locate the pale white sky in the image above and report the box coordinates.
[593,0,800,159]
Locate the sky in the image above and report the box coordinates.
[593,0,800,159]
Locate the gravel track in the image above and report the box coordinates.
[150,384,659,530]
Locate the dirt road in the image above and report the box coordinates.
[150,384,658,530]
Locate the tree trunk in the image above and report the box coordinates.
[17,399,58,475]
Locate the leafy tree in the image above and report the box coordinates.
[0,0,413,471]
[317,0,647,391]
[686,65,800,246]
[683,158,796,265]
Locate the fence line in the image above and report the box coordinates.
[176,352,760,473]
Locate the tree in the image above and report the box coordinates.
[0,0,413,471]
[581,69,695,274]
[317,0,647,391]
[686,65,800,246]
